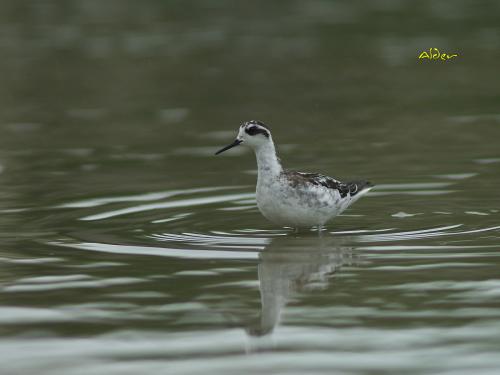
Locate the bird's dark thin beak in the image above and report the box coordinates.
[215,139,242,155]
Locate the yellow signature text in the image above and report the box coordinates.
[418,48,458,61]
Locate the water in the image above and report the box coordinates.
[1,1,500,374]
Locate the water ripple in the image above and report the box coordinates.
[356,224,500,242]
[80,192,254,221]
[149,232,271,249]
[3,274,145,293]
[59,187,240,208]
[51,241,260,260]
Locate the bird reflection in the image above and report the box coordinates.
[246,234,356,337]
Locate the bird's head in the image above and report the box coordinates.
[215,120,272,155]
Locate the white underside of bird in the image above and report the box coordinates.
[256,174,372,228]
[254,140,372,228]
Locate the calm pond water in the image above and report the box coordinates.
[1,1,500,374]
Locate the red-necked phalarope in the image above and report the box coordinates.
[215,120,373,229]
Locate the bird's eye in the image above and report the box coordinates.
[244,124,270,138]
[245,126,259,135]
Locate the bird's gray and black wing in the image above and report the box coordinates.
[286,171,373,198]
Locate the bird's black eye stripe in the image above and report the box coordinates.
[245,126,269,138]
[246,120,270,130]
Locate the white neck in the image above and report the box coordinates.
[254,138,282,180]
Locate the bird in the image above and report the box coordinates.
[215,120,373,230]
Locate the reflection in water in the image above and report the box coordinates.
[247,235,355,337]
